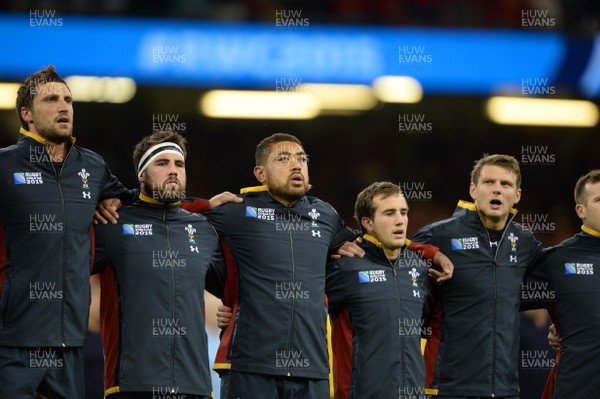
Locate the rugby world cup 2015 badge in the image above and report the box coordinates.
[358,270,387,284]
[13,172,43,185]
[245,206,275,220]
[450,237,480,250]
[564,262,594,275]
[122,224,153,236]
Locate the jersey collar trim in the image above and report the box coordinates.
[457,199,517,214]
[19,126,76,144]
[582,224,600,238]
[363,233,412,248]
[239,184,313,195]
[139,193,181,206]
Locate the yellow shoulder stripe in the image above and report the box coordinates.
[240,185,268,194]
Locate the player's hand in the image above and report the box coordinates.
[94,198,122,225]
[548,324,561,352]
[428,251,454,284]
[217,304,233,329]
[209,191,243,209]
[331,237,365,260]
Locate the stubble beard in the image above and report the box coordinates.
[37,124,72,145]
[269,183,307,204]
[144,181,186,203]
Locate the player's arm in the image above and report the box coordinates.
[521,247,552,311]
[94,161,138,225]
[406,240,453,283]
[325,259,348,315]
[180,192,242,214]
[205,245,226,298]
[327,206,364,259]
[411,225,454,283]
[331,235,365,259]
[216,304,233,330]
[91,223,110,275]
[94,197,124,225]
[548,323,561,352]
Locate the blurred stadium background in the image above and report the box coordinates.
[1,0,599,398]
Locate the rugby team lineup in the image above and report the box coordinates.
[0,3,599,399]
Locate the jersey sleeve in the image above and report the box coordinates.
[98,162,136,204]
[205,246,226,298]
[91,223,110,275]
[203,204,231,237]
[180,196,231,237]
[407,241,439,261]
[421,265,434,326]
[328,223,360,261]
[412,223,435,246]
[526,235,546,275]
[325,259,348,316]
[180,197,212,214]
[521,247,553,310]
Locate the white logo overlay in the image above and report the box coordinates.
[275,349,310,368]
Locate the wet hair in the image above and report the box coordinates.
[574,169,600,204]
[471,154,521,188]
[354,182,403,233]
[255,133,303,166]
[16,65,69,129]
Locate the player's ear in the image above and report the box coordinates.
[21,107,33,124]
[360,217,373,234]
[253,165,266,183]
[575,203,585,220]
[513,188,522,205]
[469,182,476,200]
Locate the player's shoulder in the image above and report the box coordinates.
[303,195,339,214]
[553,232,593,252]
[179,208,211,223]
[335,249,382,271]
[420,216,460,233]
[72,145,107,166]
[0,143,22,161]
[507,220,538,242]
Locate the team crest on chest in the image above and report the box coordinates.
[78,168,91,199]
[507,232,519,263]
[186,224,199,252]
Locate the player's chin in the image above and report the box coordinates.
[287,185,308,196]
[386,239,404,250]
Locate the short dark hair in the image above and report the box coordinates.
[471,154,521,188]
[133,131,188,173]
[354,182,403,233]
[16,65,69,129]
[255,133,303,166]
[574,170,600,204]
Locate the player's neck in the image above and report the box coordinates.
[478,211,508,231]
[383,246,401,259]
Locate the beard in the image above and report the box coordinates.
[268,183,307,205]
[143,180,186,203]
[37,125,72,144]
